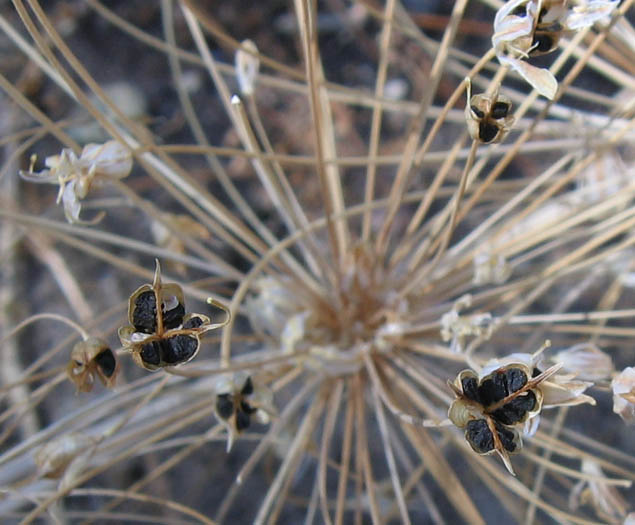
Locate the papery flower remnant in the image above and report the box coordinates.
[20,140,132,224]
[492,0,620,99]
[612,367,635,424]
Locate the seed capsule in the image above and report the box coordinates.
[465,90,515,144]
[66,337,118,392]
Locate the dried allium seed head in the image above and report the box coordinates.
[66,337,118,392]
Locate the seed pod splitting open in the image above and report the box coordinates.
[449,362,559,474]
[66,337,119,392]
[119,261,230,370]
[465,81,515,144]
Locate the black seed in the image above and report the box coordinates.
[161,335,198,364]
[478,371,508,406]
[532,32,555,54]
[495,422,517,452]
[492,391,537,425]
[140,341,161,366]
[133,291,157,333]
[461,376,479,402]
[466,419,494,454]
[216,394,234,420]
[491,101,510,119]
[479,122,499,143]
[94,348,116,377]
[241,376,254,396]
[162,301,185,330]
[236,410,251,431]
[511,5,526,16]
[183,316,204,330]
[505,368,528,393]
[240,400,258,415]
[74,359,83,367]
[532,367,542,378]
[470,105,485,119]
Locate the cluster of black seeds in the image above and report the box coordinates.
[138,317,203,367]
[132,290,185,334]
[460,367,538,454]
[215,377,258,432]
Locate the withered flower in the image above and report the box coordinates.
[612,367,635,425]
[449,359,561,474]
[66,337,119,393]
[118,261,229,370]
[213,372,275,451]
[19,140,132,224]
[492,0,619,99]
[465,80,515,144]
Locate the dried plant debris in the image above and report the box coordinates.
[465,80,515,144]
[118,261,229,370]
[66,336,119,392]
[213,372,275,451]
[612,367,635,425]
[493,0,620,98]
[19,140,132,224]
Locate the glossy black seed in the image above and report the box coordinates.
[140,341,161,366]
[511,4,526,16]
[183,316,204,330]
[461,376,480,402]
[466,419,494,454]
[241,376,254,396]
[133,291,157,333]
[161,335,198,364]
[470,105,485,119]
[532,367,542,378]
[162,301,185,330]
[492,391,537,425]
[505,368,528,393]
[491,101,510,119]
[235,410,251,431]
[240,401,257,415]
[94,348,116,377]
[478,372,508,406]
[216,394,234,420]
[495,422,517,452]
[532,33,555,54]
[479,122,499,143]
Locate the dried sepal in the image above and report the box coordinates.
[553,343,614,381]
[569,459,631,521]
[34,432,94,479]
[492,0,619,99]
[213,372,275,451]
[464,80,515,144]
[66,337,119,392]
[19,140,132,224]
[612,367,635,425]
[235,39,260,96]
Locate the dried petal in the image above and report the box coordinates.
[553,343,614,381]
[34,433,93,479]
[612,367,635,424]
[235,40,260,96]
